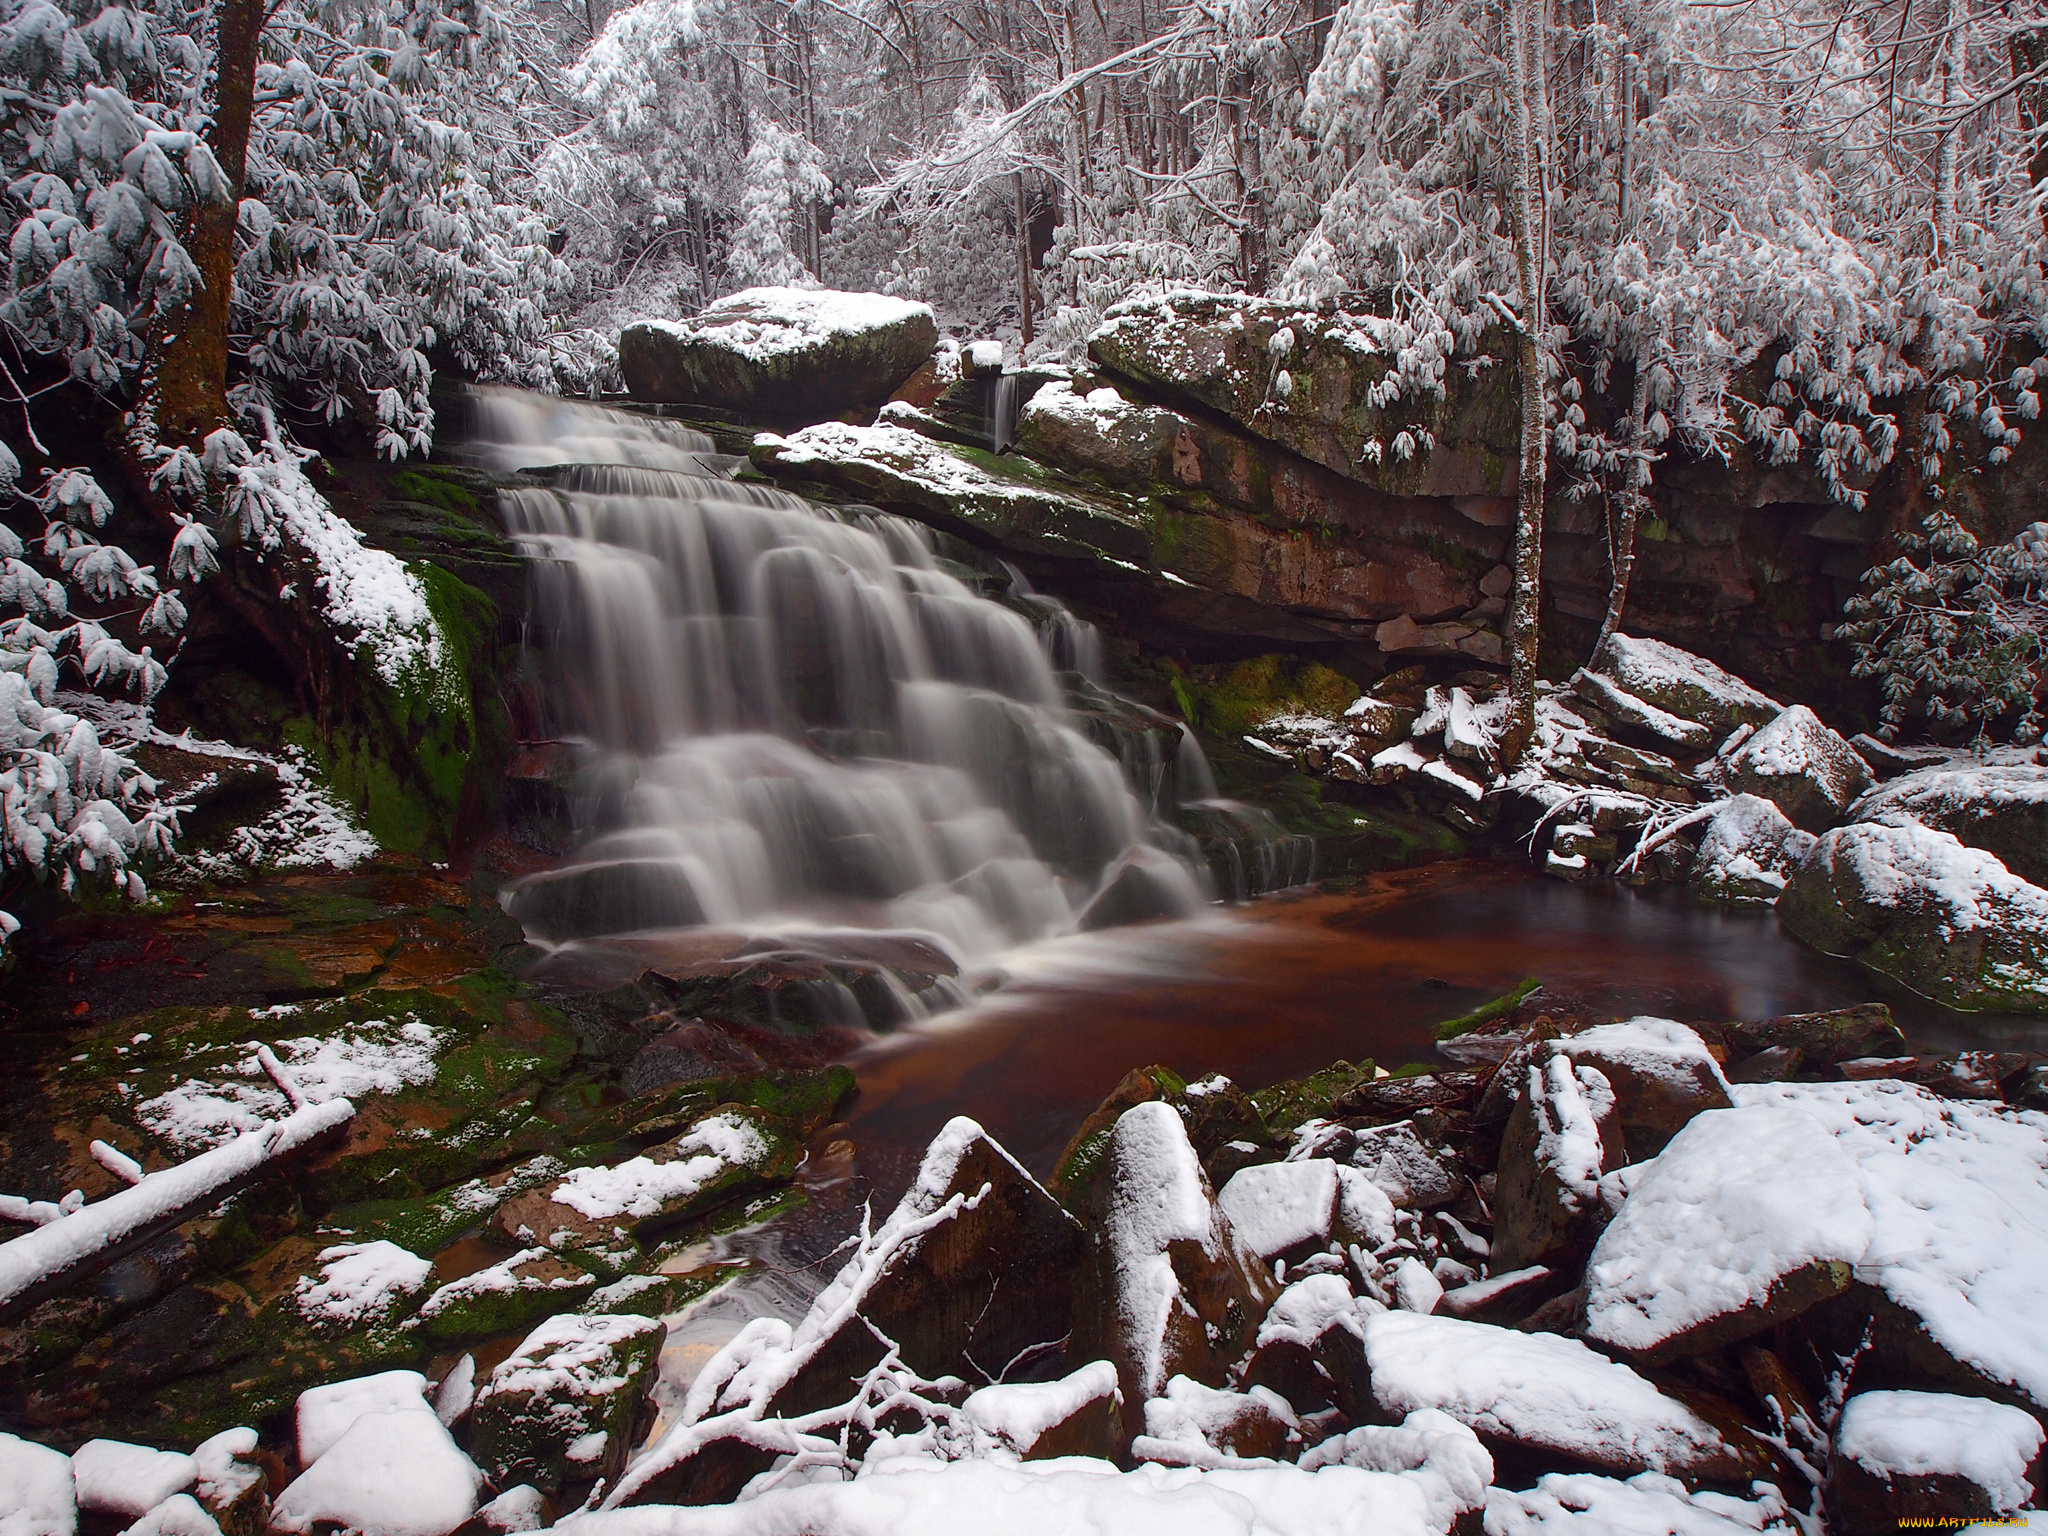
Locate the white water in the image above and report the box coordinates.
[466,387,1219,994]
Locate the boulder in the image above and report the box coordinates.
[960,1361,1122,1460]
[1238,1272,1380,1422]
[1491,1056,1625,1272]
[1013,380,1192,490]
[1214,1159,1395,1266]
[469,1312,666,1495]
[1547,1018,1734,1157]
[1361,1312,1782,1488]
[1583,635,1782,743]
[1687,794,1817,905]
[1725,1002,1905,1067]
[1086,291,1521,499]
[1778,817,2048,1011]
[409,1251,598,1347]
[1582,1104,1872,1364]
[0,1433,75,1536]
[70,1440,196,1520]
[1827,1390,2044,1536]
[270,1410,481,1536]
[1135,1376,1297,1465]
[1722,705,1875,832]
[1296,1118,1466,1210]
[618,288,938,420]
[1072,1102,1278,1434]
[1849,761,2048,887]
[296,1371,436,1466]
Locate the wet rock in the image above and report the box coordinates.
[1548,1019,1734,1157]
[1072,1102,1277,1435]
[618,289,938,420]
[1722,705,1875,832]
[1078,848,1200,931]
[961,1361,1123,1460]
[1726,1045,1803,1082]
[1249,1061,1383,1140]
[1687,794,1816,905]
[1726,1002,1905,1068]
[1238,1272,1379,1421]
[1332,1071,1485,1119]
[469,1312,665,1496]
[1364,1312,1783,1488]
[1490,1056,1625,1273]
[1849,761,2048,887]
[620,1025,767,1095]
[1583,1104,1870,1364]
[1826,1390,2044,1536]
[1779,818,2048,1011]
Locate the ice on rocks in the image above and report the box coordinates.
[269,1410,481,1536]
[1485,1470,1799,1536]
[0,1431,76,1536]
[1688,796,1816,904]
[1837,1390,2042,1510]
[293,1240,432,1327]
[295,1370,434,1466]
[1362,1313,1756,1480]
[1583,1104,1872,1361]
[70,1441,196,1519]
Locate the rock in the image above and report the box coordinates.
[1087,291,1520,499]
[1013,380,1192,490]
[961,1361,1122,1460]
[1072,1102,1277,1435]
[1332,1071,1486,1119]
[1307,1118,1467,1210]
[297,1371,435,1466]
[1491,1056,1625,1272]
[1726,1002,1905,1067]
[1586,635,1783,741]
[1549,1018,1735,1157]
[1827,1390,2044,1536]
[1434,1266,1571,1325]
[70,1440,196,1519]
[469,1312,666,1496]
[618,288,938,420]
[1077,847,1202,931]
[468,1487,548,1535]
[1214,1159,1395,1266]
[1361,1312,1783,1488]
[620,1025,767,1095]
[1688,794,1817,905]
[1135,1376,1297,1465]
[1582,1104,1872,1364]
[270,1409,481,1536]
[1726,1045,1803,1082]
[119,1493,222,1536]
[495,1107,799,1261]
[190,1426,266,1532]
[1850,734,1952,779]
[1850,761,2048,887]
[1251,1061,1384,1140]
[1722,705,1875,832]
[1778,817,2048,1011]
[1238,1273,1379,1422]
[0,1432,75,1536]
[410,1250,598,1347]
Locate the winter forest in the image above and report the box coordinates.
[10,0,2048,1524]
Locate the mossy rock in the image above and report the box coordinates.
[409,1250,600,1348]
[1173,654,1360,740]
[1250,1059,1382,1139]
[470,1312,666,1495]
[321,1153,568,1256]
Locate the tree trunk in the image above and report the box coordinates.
[1500,0,1551,768]
[1015,172,1035,347]
[2012,26,2048,229]
[1586,360,1653,669]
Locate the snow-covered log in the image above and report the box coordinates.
[0,1095,354,1322]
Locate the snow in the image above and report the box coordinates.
[434,1356,476,1427]
[758,422,1134,523]
[0,1098,354,1316]
[269,1410,481,1536]
[119,1496,223,1536]
[474,1486,549,1534]
[137,1014,438,1152]
[413,1248,589,1324]
[1299,1411,1493,1533]
[1853,761,2048,829]
[480,1312,664,1409]
[1394,1257,1445,1314]
[0,1432,76,1536]
[293,1241,433,1327]
[1799,816,2048,952]
[1837,1391,2042,1508]
[640,288,934,363]
[961,1361,1121,1452]
[967,340,1005,371]
[1690,795,1815,900]
[1529,1058,1615,1213]
[1255,1272,1383,1351]
[70,1441,195,1518]
[1593,636,1782,726]
[295,1371,435,1467]
[1582,1104,1874,1355]
[190,1428,260,1513]
[1732,1079,2048,1407]
[1216,1160,1338,1261]
[542,1113,767,1222]
[1557,1018,1732,1106]
[1362,1313,1745,1475]
[1484,1471,1798,1536]
[1021,381,1155,440]
[562,1454,1470,1536]
[1302,1119,1462,1209]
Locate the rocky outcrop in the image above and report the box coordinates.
[618,288,938,420]
[1720,705,1874,832]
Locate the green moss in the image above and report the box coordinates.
[1250,1059,1378,1137]
[387,467,481,515]
[1434,978,1542,1039]
[1173,654,1361,738]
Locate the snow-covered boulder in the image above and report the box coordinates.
[409,1248,597,1346]
[1215,1158,1395,1265]
[1073,1101,1278,1433]
[1827,1391,2044,1536]
[1850,760,2048,887]
[961,1361,1122,1461]
[1361,1312,1781,1486]
[1487,1470,1800,1536]
[0,1432,76,1536]
[1688,794,1816,905]
[69,1440,196,1521]
[1136,1376,1298,1466]
[1583,635,1783,746]
[1014,380,1193,491]
[1300,1118,1466,1210]
[296,1372,436,1466]
[1721,705,1874,832]
[1238,1272,1382,1421]
[1491,1056,1624,1272]
[1547,1019,1734,1155]
[1582,1104,1873,1363]
[270,1410,481,1536]
[1737,1080,2048,1415]
[617,288,938,420]
[1777,817,2048,1011]
[469,1311,666,1495]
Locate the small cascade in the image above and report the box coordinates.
[988,373,1022,454]
[465,386,1222,1010]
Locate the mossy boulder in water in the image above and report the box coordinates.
[470,1311,665,1495]
[619,288,939,422]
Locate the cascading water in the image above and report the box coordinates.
[465,386,1226,1013]
[988,373,1022,454]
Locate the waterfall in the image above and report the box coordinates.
[464,386,1219,1002]
[988,374,1022,454]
